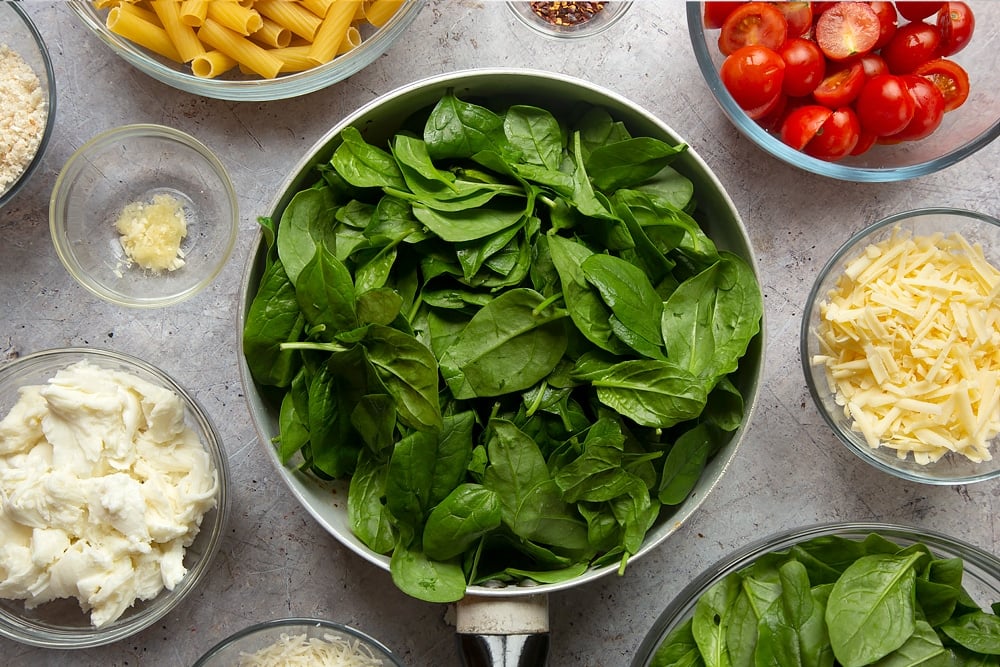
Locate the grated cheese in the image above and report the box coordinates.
[238,631,386,666]
[812,227,1000,465]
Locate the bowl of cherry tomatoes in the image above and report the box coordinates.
[688,1,1000,181]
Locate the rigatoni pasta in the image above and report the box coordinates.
[94,0,409,80]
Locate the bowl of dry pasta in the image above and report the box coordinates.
[68,0,424,101]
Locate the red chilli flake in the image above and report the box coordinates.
[529,1,607,26]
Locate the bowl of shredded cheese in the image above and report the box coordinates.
[49,124,238,308]
[0,2,56,208]
[0,347,230,648]
[193,617,404,667]
[802,207,1000,485]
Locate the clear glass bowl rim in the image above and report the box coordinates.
[0,346,231,649]
[192,617,405,666]
[506,1,634,40]
[48,123,239,308]
[685,3,1000,183]
[799,206,1000,485]
[0,1,58,208]
[68,0,426,102]
[630,520,1000,667]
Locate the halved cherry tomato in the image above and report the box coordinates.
[857,53,889,79]
[868,1,898,50]
[703,2,744,29]
[887,75,946,141]
[811,2,839,20]
[937,2,975,57]
[914,57,970,111]
[721,44,786,110]
[778,37,826,97]
[895,2,944,21]
[882,22,943,73]
[773,2,813,37]
[718,2,788,56]
[812,60,865,108]
[814,2,880,60]
[804,107,861,160]
[855,74,915,136]
[780,104,833,150]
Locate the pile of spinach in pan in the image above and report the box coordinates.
[650,531,1000,667]
[242,90,763,603]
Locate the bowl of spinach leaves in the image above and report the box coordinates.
[238,68,764,625]
[632,522,1000,667]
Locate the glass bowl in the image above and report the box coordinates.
[802,208,1000,485]
[506,1,633,39]
[68,0,424,102]
[49,124,238,308]
[193,618,405,666]
[0,347,230,649]
[687,2,1000,182]
[0,1,56,208]
[631,522,1000,666]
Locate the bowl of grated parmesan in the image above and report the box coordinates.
[192,617,405,667]
[0,2,56,208]
[802,207,1000,485]
[49,124,238,308]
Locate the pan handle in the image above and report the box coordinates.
[455,594,550,667]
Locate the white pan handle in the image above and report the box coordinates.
[455,594,550,667]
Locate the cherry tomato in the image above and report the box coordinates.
[850,130,878,155]
[855,74,916,136]
[780,104,833,150]
[894,2,944,21]
[773,1,813,37]
[882,22,943,73]
[721,44,787,110]
[857,53,889,78]
[703,2,744,29]
[747,91,788,124]
[814,2,880,60]
[937,2,975,57]
[887,74,946,141]
[811,2,839,19]
[914,57,970,111]
[804,107,861,160]
[718,2,788,56]
[778,37,826,97]
[868,1,898,50]
[812,60,865,108]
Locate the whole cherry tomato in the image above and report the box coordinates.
[773,2,813,37]
[778,37,826,97]
[882,22,943,73]
[721,44,786,110]
[868,1,898,50]
[887,75,946,141]
[855,74,916,136]
[895,2,944,21]
[804,107,861,160]
[937,2,975,56]
[718,2,788,55]
[857,53,889,78]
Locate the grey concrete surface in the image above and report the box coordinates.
[1,2,998,666]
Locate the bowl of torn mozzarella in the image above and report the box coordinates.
[0,347,229,648]
[193,617,405,667]
[49,124,239,308]
[802,207,1000,485]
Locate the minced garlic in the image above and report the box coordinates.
[812,227,1000,465]
[115,192,188,272]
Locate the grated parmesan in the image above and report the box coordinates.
[812,227,1000,465]
[238,631,386,666]
[0,43,47,194]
